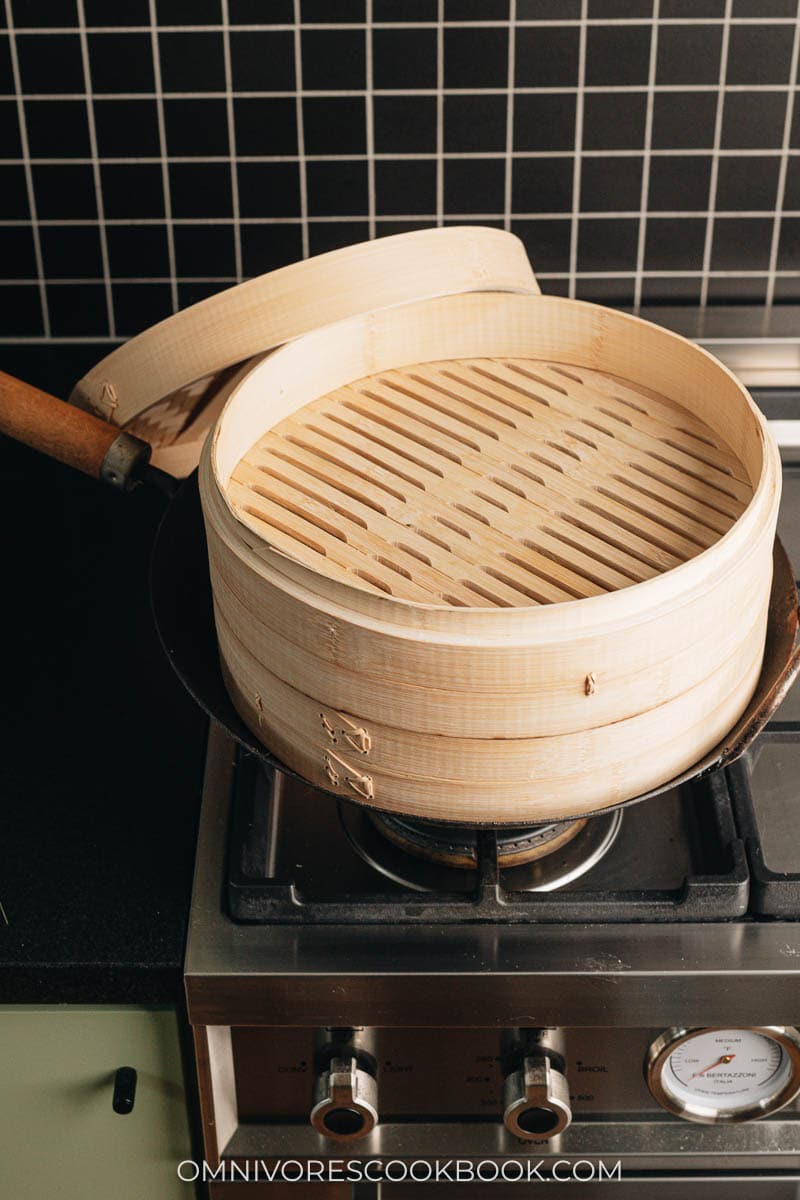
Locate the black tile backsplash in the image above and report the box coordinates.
[648,155,712,212]
[302,95,366,155]
[238,161,300,217]
[577,216,639,272]
[93,98,161,157]
[513,156,575,214]
[373,95,437,152]
[515,91,577,150]
[24,98,90,157]
[726,23,795,86]
[241,222,303,273]
[306,159,369,217]
[230,30,295,92]
[582,92,647,150]
[48,282,108,337]
[32,163,96,219]
[112,281,172,336]
[158,31,226,93]
[580,155,642,212]
[170,161,233,218]
[1,224,37,277]
[375,27,437,89]
[86,33,155,94]
[722,90,789,148]
[376,158,437,215]
[652,91,718,149]
[235,96,298,155]
[656,24,723,86]
[40,224,103,278]
[12,0,78,27]
[516,25,580,88]
[176,223,236,277]
[301,28,365,90]
[165,97,230,156]
[106,225,170,279]
[586,24,651,87]
[100,163,164,220]
[716,155,782,211]
[157,0,221,22]
[0,164,30,219]
[447,25,508,89]
[512,217,571,272]
[445,157,506,214]
[229,0,293,22]
[1,5,800,340]
[15,33,84,93]
[83,0,149,24]
[444,92,507,153]
[644,216,707,272]
[711,216,775,270]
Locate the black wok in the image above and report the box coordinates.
[3,369,800,828]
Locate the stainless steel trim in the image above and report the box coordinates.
[640,305,800,388]
[185,727,800,1029]
[221,1116,800,1170]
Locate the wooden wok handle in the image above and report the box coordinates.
[0,370,151,490]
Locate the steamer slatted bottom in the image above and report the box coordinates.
[228,358,753,608]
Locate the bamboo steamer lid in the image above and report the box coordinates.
[200,282,780,825]
[68,227,539,474]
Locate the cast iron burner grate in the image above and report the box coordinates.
[226,750,749,924]
[728,733,800,919]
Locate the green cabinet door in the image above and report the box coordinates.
[0,1006,194,1199]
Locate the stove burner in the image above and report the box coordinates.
[369,812,587,869]
[340,805,624,894]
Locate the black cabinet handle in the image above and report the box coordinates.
[112,1066,137,1115]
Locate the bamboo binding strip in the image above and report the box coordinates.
[201,289,780,824]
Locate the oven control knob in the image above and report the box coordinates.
[310,1056,378,1141]
[503,1055,572,1140]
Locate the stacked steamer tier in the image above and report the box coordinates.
[200,289,780,825]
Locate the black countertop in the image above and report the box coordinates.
[1,347,208,1003]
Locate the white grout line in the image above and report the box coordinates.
[220,0,242,283]
[568,0,587,299]
[0,212,797,226]
[3,84,798,101]
[3,0,49,337]
[3,149,799,165]
[7,18,800,32]
[365,0,376,241]
[75,0,114,337]
[699,0,732,310]
[633,0,659,316]
[6,150,800,165]
[503,0,516,234]
[436,0,444,228]
[147,0,178,315]
[765,0,800,311]
[292,0,309,259]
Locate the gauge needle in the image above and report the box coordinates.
[691,1053,735,1079]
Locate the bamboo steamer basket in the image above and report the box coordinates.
[200,284,781,825]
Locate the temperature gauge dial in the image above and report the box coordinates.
[646,1027,800,1124]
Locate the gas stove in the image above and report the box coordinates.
[184,394,800,1196]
